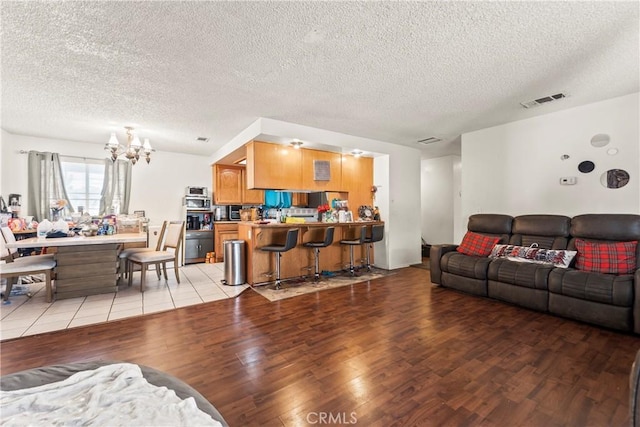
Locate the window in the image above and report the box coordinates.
[59,157,104,215]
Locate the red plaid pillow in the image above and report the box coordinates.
[575,239,638,274]
[457,231,500,257]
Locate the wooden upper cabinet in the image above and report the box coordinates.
[301,149,342,191]
[241,168,264,204]
[213,164,242,204]
[246,141,302,190]
[213,164,264,205]
[341,155,374,211]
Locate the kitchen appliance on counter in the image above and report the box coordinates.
[228,205,242,221]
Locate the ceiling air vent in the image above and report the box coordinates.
[520,93,567,109]
[196,137,210,142]
[418,137,442,145]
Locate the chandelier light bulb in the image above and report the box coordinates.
[108,132,120,149]
[142,138,152,154]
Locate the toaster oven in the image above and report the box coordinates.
[185,186,208,197]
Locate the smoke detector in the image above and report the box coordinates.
[520,93,567,109]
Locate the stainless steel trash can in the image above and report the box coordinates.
[222,240,245,286]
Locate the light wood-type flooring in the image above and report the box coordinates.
[1,267,639,426]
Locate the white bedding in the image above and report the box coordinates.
[0,363,222,426]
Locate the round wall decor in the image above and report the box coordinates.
[578,160,595,173]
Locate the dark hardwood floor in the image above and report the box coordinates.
[2,267,639,426]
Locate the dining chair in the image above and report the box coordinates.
[127,221,185,292]
[1,226,56,303]
[118,221,168,282]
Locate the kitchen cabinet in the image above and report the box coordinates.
[301,149,342,191]
[246,141,302,190]
[241,168,264,204]
[341,155,374,212]
[292,192,308,207]
[213,164,242,204]
[214,223,239,262]
[213,164,264,205]
[184,230,214,264]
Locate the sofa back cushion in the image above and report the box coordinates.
[569,214,640,272]
[510,215,571,249]
[467,214,512,244]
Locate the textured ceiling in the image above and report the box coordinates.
[1,1,638,158]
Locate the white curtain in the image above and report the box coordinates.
[99,159,132,215]
[27,151,73,222]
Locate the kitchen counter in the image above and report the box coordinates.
[237,221,383,285]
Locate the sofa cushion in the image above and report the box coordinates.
[489,244,576,268]
[510,215,571,249]
[575,239,638,274]
[457,231,499,257]
[441,251,492,280]
[488,258,554,290]
[548,268,633,307]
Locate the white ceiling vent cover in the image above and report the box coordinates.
[418,137,442,145]
[520,93,567,109]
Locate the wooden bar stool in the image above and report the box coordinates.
[303,227,335,281]
[363,224,384,271]
[339,225,367,276]
[260,229,299,290]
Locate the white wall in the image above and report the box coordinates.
[211,118,423,269]
[457,93,640,242]
[421,155,461,245]
[0,130,212,226]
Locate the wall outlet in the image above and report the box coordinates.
[559,176,577,185]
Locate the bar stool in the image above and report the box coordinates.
[260,228,299,289]
[339,225,367,276]
[303,227,335,281]
[363,224,384,271]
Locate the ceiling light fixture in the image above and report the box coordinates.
[290,139,303,149]
[105,126,153,165]
[351,150,363,157]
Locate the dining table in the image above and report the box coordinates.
[4,233,147,300]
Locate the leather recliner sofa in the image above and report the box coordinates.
[430,213,640,334]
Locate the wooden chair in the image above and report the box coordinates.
[1,226,56,303]
[118,221,168,282]
[127,221,185,292]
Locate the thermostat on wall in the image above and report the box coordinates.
[559,176,577,185]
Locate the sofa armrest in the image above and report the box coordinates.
[430,244,458,285]
[634,269,640,334]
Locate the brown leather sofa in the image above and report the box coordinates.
[430,213,640,334]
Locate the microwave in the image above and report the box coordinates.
[186,186,208,197]
[184,196,211,211]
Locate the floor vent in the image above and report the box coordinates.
[418,137,442,145]
[520,93,567,109]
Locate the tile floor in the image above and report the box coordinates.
[0,262,250,341]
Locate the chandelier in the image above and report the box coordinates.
[105,126,153,165]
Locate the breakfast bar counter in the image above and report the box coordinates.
[237,221,383,285]
[5,233,147,300]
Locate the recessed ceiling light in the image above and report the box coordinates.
[351,150,363,157]
[290,139,303,149]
